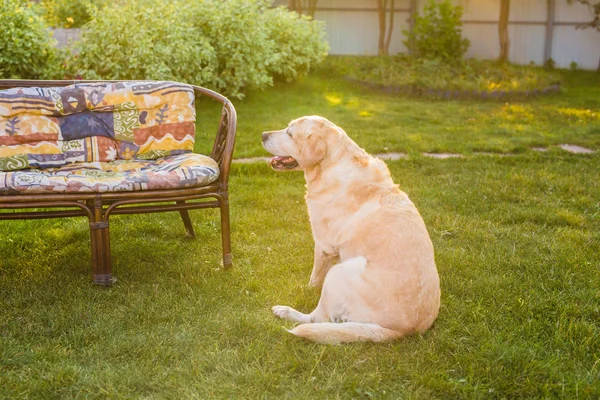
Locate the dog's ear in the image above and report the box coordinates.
[300,133,327,168]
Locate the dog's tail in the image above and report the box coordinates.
[287,322,404,344]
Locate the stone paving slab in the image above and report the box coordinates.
[558,144,596,154]
[474,152,512,157]
[422,153,464,159]
[373,152,408,160]
[234,157,272,164]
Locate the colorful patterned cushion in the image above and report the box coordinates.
[0,153,219,194]
[0,81,196,172]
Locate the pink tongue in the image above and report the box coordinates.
[268,156,284,166]
[269,156,297,168]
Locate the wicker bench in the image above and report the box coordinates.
[0,80,236,285]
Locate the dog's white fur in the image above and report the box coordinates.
[262,116,440,344]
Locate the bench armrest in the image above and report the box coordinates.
[191,85,237,191]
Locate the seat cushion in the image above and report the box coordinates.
[0,153,219,194]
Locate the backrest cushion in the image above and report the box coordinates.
[0,81,196,171]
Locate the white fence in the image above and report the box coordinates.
[52,28,82,48]
[274,0,600,70]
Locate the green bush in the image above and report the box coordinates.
[67,0,328,99]
[66,1,217,87]
[0,0,62,79]
[403,0,470,64]
[187,0,328,95]
[186,0,279,98]
[262,6,329,82]
[34,0,107,28]
[322,55,561,94]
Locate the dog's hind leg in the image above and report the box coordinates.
[273,256,370,325]
[272,303,331,324]
[312,256,372,323]
[272,305,314,323]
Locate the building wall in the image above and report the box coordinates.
[273,0,599,70]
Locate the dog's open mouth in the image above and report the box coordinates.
[268,156,299,170]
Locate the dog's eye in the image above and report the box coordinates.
[286,130,293,137]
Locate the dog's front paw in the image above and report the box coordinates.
[272,305,293,320]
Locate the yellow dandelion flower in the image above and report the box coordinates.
[325,94,342,106]
[66,17,74,24]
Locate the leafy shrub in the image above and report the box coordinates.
[67,0,328,99]
[403,0,470,64]
[0,0,62,79]
[186,0,279,98]
[262,6,329,82]
[66,1,217,88]
[323,55,561,94]
[187,0,328,96]
[34,0,107,28]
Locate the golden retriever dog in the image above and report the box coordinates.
[261,116,440,344]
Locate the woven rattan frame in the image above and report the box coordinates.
[0,80,237,285]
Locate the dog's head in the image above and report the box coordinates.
[261,116,340,171]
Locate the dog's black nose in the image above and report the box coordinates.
[261,132,269,141]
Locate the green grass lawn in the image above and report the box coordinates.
[1,68,599,398]
[197,69,599,158]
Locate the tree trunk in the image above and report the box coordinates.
[378,0,388,55]
[308,0,318,18]
[385,0,395,53]
[499,0,510,63]
[290,0,303,14]
[290,0,318,18]
[408,0,417,55]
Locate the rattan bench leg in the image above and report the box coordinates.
[89,199,114,286]
[219,194,233,269]
[177,201,196,238]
